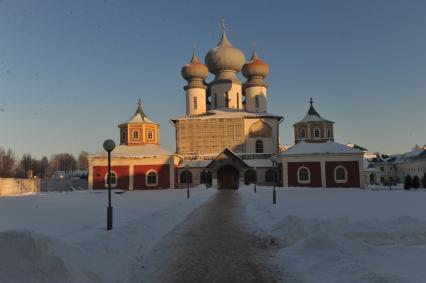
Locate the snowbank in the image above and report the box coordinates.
[240,186,426,283]
[0,187,215,282]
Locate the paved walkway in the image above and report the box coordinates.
[140,190,279,283]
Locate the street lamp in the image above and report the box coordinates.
[254,167,257,193]
[271,155,279,205]
[103,139,116,231]
[185,164,190,199]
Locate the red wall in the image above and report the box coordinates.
[134,164,170,189]
[287,162,322,187]
[325,161,360,187]
[93,166,129,190]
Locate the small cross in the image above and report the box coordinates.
[138,98,142,108]
[221,17,226,33]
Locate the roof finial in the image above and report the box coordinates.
[221,17,226,33]
[138,98,142,108]
[310,97,313,105]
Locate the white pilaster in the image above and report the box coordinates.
[320,161,326,187]
[129,165,134,190]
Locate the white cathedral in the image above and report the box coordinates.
[171,27,283,190]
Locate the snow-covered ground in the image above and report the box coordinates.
[0,187,215,282]
[240,185,426,283]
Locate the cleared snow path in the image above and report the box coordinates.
[139,190,280,283]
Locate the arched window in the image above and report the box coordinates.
[105,171,117,187]
[314,128,321,138]
[237,93,240,108]
[180,170,192,184]
[122,131,126,141]
[327,128,332,138]
[300,129,306,139]
[225,92,229,107]
[147,129,154,141]
[255,95,260,108]
[334,166,347,183]
[297,167,310,184]
[146,170,158,186]
[193,96,198,110]
[133,130,139,140]
[255,140,264,153]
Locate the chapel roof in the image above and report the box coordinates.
[294,98,334,125]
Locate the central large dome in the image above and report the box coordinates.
[204,31,246,79]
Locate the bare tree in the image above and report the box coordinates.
[20,153,33,178]
[77,151,89,171]
[48,153,77,178]
[0,147,17,177]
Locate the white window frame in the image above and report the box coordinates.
[104,171,118,187]
[334,166,348,183]
[255,140,264,153]
[297,166,310,184]
[147,129,154,141]
[132,129,139,140]
[314,128,321,138]
[146,170,158,186]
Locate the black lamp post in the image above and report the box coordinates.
[185,164,190,199]
[272,155,279,205]
[254,167,257,193]
[103,139,116,231]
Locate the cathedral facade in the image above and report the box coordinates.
[171,28,283,190]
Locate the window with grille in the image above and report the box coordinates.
[255,140,264,153]
[146,171,158,186]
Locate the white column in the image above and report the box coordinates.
[320,161,326,187]
[129,165,134,190]
[169,159,175,189]
[282,160,289,187]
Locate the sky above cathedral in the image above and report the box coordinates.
[0,0,425,158]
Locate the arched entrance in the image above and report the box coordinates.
[369,173,377,185]
[217,165,239,190]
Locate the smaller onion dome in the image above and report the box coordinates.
[242,50,269,79]
[181,52,209,81]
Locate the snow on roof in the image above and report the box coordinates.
[395,148,426,164]
[90,144,173,158]
[179,160,212,168]
[282,141,362,156]
[171,108,283,121]
[123,112,155,124]
[293,101,333,125]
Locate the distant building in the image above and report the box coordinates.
[280,100,364,188]
[88,100,181,190]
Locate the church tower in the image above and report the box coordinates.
[204,24,246,110]
[242,50,269,113]
[181,52,209,116]
[118,99,160,146]
[293,98,334,144]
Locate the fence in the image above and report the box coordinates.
[39,179,88,192]
[0,178,40,196]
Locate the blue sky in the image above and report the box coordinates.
[0,0,425,158]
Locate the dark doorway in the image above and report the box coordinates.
[217,165,239,190]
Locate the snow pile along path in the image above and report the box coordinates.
[240,186,426,283]
[0,187,216,283]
